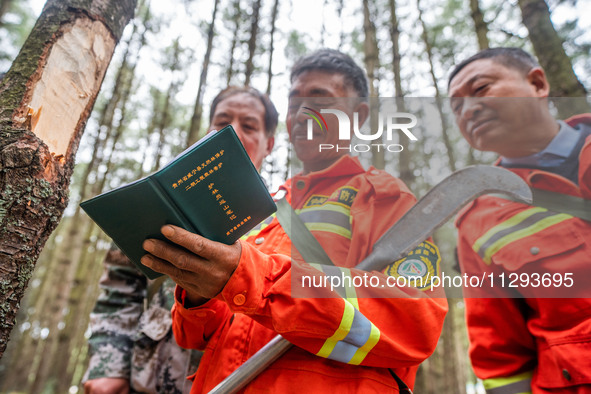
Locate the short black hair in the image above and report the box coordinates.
[290,49,369,98]
[448,47,540,88]
[209,86,279,137]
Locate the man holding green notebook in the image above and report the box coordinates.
[83,86,278,394]
[142,49,447,393]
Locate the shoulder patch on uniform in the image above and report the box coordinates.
[384,241,441,290]
[303,194,329,208]
[328,186,358,208]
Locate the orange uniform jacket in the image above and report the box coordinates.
[172,156,448,393]
[456,115,591,393]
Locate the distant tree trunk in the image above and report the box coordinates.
[387,0,413,184]
[187,0,219,145]
[388,0,402,99]
[266,0,279,95]
[0,0,12,25]
[362,0,384,170]
[244,0,262,86]
[0,0,136,359]
[336,0,345,50]
[441,300,466,393]
[226,0,241,86]
[417,0,456,172]
[320,0,328,47]
[470,0,490,50]
[151,46,181,174]
[518,0,589,117]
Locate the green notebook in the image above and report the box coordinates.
[81,125,277,279]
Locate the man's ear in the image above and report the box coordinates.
[265,136,275,155]
[353,101,370,126]
[527,67,550,97]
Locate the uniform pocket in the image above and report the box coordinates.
[138,305,172,341]
[489,219,584,271]
[537,335,591,389]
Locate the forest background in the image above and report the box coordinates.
[0,0,589,392]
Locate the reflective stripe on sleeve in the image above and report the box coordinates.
[296,204,352,239]
[315,299,380,365]
[472,207,573,265]
[310,264,378,364]
[483,371,533,394]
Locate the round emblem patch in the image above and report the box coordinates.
[397,259,428,277]
[385,241,440,290]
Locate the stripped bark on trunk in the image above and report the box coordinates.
[0,0,136,359]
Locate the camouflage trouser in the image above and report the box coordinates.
[84,252,201,394]
[131,305,201,394]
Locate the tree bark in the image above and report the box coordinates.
[470,0,490,50]
[151,40,182,173]
[244,0,262,86]
[518,0,589,117]
[226,0,241,86]
[417,0,456,172]
[265,0,279,96]
[0,0,136,359]
[336,0,345,50]
[362,0,384,170]
[187,0,219,145]
[0,0,12,27]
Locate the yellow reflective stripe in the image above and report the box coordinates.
[483,370,533,389]
[472,207,546,254]
[316,299,355,358]
[483,371,533,394]
[310,267,379,365]
[305,222,351,238]
[480,213,572,264]
[340,267,359,309]
[297,202,351,216]
[348,322,380,365]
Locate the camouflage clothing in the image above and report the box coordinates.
[83,246,201,394]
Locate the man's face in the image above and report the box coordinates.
[209,92,274,170]
[448,58,550,157]
[286,70,367,173]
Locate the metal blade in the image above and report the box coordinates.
[355,165,532,271]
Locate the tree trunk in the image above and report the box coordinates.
[417,0,456,172]
[388,0,402,99]
[226,0,241,86]
[0,0,136,359]
[362,0,383,170]
[187,0,219,145]
[0,0,12,26]
[265,0,279,96]
[16,9,144,388]
[336,0,345,50]
[518,0,589,117]
[470,0,490,50]
[244,0,262,86]
[151,40,182,173]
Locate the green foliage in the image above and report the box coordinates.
[284,30,310,66]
